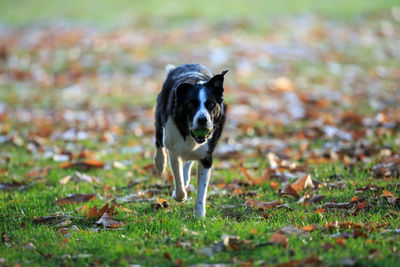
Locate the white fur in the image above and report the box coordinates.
[165,64,176,76]
[154,147,167,174]
[193,89,213,130]
[183,161,194,187]
[169,151,187,202]
[194,164,211,217]
[164,119,208,161]
[163,119,213,216]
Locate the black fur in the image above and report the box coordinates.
[155,64,227,160]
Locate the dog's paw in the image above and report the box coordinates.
[185,183,195,192]
[194,205,206,218]
[154,147,167,175]
[172,190,187,202]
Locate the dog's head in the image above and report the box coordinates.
[174,70,228,143]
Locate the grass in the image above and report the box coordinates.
[1,137,399,265]
[0,0,399,26]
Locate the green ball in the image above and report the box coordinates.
[192,128,211,138]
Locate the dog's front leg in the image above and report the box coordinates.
[183,161,194,188]
[194,157,212,217]
[169,153,187,202]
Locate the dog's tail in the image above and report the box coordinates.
[165,64,176,76]
[154,147,167,175]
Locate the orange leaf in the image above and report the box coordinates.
[350,196,359,202]
[335,237,347,247]
[382,190,395,198]
[86,206,98,218]
[291,174,313,192]
[270,181,278,191]
[269,231,288,247]
[314,208,327,214]
[58,162,73,168]
[280,185,299,198]
[232,188,243,196]
[82,159,105,168]
[357,201,367,210]
[300,225,317,232]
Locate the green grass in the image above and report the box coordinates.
[0,0,399,26]
[1,139,400,266]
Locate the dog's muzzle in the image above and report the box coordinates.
[191,128,212,144]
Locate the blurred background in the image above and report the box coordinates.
[0,0,399,161]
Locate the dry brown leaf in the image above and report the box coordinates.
[269,231,288,247]
[59,159,105,170]
[382,190,396,198]
[335,237,347,247]
[56,193,96,205]
[245,199,281,210]
[270,181,279,191]
[279,184,299,198]
[291,174,314,192]
[300,225,317,232]
[96,212,123,228]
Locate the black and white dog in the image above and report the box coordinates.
[154,64,228,217]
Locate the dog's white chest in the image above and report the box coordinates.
[164,119,208,160]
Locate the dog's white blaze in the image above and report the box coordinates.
[193,89,212,129]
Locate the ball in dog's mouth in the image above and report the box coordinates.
[191,128,212,143]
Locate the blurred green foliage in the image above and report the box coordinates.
[0,0,398,25]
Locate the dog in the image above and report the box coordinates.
[154,63,228,217]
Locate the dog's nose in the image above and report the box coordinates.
[197,116,208,127]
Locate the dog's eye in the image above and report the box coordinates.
[206,102,216,110]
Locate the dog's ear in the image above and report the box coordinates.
[206,70,228,101]
[175,83,192,103]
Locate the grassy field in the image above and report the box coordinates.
[1,0,399,25]
[1,1,400,266]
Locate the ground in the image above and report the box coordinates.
[0,1,400,266]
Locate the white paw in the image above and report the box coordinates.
[185,183,195,192]
[154,148,167,174]
[194,204,206,218]
[172,189,187,203]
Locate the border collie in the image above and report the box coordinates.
[154,64,228,217]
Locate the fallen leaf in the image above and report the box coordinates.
[300,225,317,232]
[0,180,25,191]
[85,203,112,219]
[291,174,314,192]
[276,255,321,267]
[278,225,308,236]
[59,159,105,170]
[307,195,326,204]
[382,190,396,198]
[269,231,288,247]
[33,215,72,226]
[245,199,281,210]
[151,198,170,209]
[323,202,356,209]
[56,194,96,205]
[335,237,347,247]
[279,185,299,198]
[270,181,279,191]
[96,212,123,228]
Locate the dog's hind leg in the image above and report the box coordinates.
[154,126,167,175]
[169,153,187,202]
[194,157,212,217]
[183,161,194,188]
